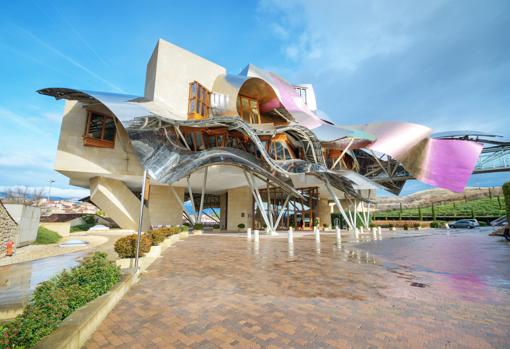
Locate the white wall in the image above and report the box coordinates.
[144,39,227,117]
[4,204,40,246]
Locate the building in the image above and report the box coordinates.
[38,39,484,232]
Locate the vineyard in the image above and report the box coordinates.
[375,196,506,219]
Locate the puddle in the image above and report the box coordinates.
[0,252,85,307]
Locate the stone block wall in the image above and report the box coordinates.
[0,201,18,256]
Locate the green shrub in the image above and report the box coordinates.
[180,225,189,232]
[70,223,94,233]
[82,215,97,225]
[0,252,120,348]
[34,226,62,244]
[479,221,488,227]
[183,222,190,227]
[193,223,203,230]
[503,182,510,221]
[213,224,220,229]
[237,223,245,229]
[146,230,166,246]
[114,234,152,258]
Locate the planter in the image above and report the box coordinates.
[34,272,138,349]
[193,230,203,235]
[146,245,161,257]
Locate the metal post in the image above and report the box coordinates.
[197,167,208,223]
[324,179,354,230]
[135,170,148,270]
[187,176,197,222]
[47,179,55,201]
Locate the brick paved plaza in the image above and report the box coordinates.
[86,232,510,348]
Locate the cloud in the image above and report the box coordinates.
[259,0,510,135]
[0,106,52,137]
[14,25,125,93]
[0,151,53,169]
[0,185,88,199]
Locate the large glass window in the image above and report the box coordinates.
[188,81,210,119]
[83,112,116,148]
[237,95,261,124]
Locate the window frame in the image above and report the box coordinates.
[188,81,211,119]
[237,94,261,124]
[83,111,116,148]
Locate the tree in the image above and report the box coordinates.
[418,206,423,221]
[431,202,436,221]
[3,186,45,206]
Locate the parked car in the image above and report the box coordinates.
[450,219,477,229]
[467,219,480,227]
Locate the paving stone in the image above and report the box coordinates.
[85,235,510,348]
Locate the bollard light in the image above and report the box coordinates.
[247,228,252,240]
[254,229,260,242]
[314,226,320,243]
[288,227,294,245]
[335,226,341,246]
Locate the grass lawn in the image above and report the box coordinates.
[34,226,62,244]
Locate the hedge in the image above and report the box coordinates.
[503,182,510,222]
[114,234,152,258]
[0,252,120,348]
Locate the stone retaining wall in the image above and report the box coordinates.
[0,201,18,256]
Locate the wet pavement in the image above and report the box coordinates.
[84,229,510,348]
[356,228,510,304]
[0,252,85,307]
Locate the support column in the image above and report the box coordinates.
[226,186,253,230]
[318,198,332,230]
[90,176,150,231]
[149,185,185,227]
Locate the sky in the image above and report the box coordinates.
[0,0,509,198]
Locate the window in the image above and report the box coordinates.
[237,95,261,124]
[269,135,295,160]
[188,81,210,119]
[83,111,116,148]
[294,86,308,106]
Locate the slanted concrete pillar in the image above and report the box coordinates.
[90,176,150,231]
[227,186,253,230]
[148,185,185,227]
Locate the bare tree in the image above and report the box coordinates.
[3,186,47,206]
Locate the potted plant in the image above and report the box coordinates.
[237,223,246,232]
[193,223,203,235]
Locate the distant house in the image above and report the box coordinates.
[0,201,18,256]
[40,214,117,236]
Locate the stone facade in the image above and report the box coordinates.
[0,201,18,256]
